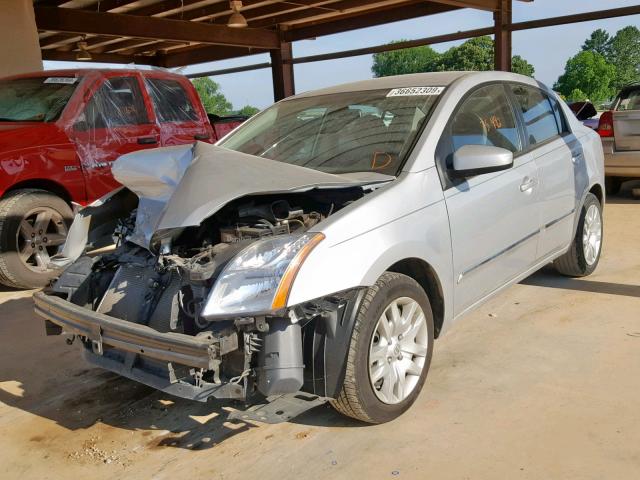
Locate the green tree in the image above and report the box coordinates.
[607,26,640,91]
[191,77,232,115]
[554,51,616,103]
[582,28,611,57]
[371,36,534,77]
[372,42,440,77]
[436,37,534,75]
[569,88,588,102]
[236,105,260,116]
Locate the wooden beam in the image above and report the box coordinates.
[158,45,268,68]
[187,62,272,78]
[248,0,387,29]
[427,0,498,11]
[494,0,511,71]
[34,6,280,49]
[285,2,458,41]
[271,42,295,101]
[507,5,640,31]
[41,49,157,65]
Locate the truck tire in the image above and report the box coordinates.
[0,189,73,289]
[331,272,434,424]
[605,177,622,195]
[554,193,602,277]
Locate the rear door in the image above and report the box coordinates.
[613,86,640,151]
[438,83,540,316]
[508,83,576,258]
[144,76,213,145]
[71,74,160,200]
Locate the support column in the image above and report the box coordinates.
[270,41,295,102]
[0,0,43,77]
[493,0,512,72]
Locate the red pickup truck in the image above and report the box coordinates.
[0,69,245,289]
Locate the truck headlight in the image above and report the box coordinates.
[202,233,324,317]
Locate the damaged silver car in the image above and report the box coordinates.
[34,72,605,424]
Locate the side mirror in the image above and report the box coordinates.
[452,144,514,177]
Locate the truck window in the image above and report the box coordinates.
[145,78,199,122]
[449,84,522,153]
[82,77,149,129]
[509,84,560,146]
[616,88,640,111]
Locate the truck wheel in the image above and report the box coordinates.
[331,272,434,424]
[554,193,602,277]
[605,177,622,195]
[0,189,73,289]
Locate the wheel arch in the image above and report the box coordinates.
[4,179,73,205]
[589,182,604,206]
[386,257,445,338]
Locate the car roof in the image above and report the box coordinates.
[286,71,541,100]
[2,68,187,81]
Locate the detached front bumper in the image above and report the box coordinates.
[33,291,243,401]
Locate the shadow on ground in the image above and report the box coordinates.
[0,295,359,453]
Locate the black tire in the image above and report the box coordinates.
[554,193,602,277]
[0,189,73,289]
[605,177,622,195]
[331,272,434,424]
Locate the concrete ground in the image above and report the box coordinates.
[1,186,639,480]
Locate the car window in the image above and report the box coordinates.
[617,88,640,111]
[145,78,199,122]
[82,77,148,129]
[220,88,443,176]
[449,84,522,153]
[509,84,560,146]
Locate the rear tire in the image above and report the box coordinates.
[554,193,602,277]
[605,177,622,195]
[331,272,434,424]
[0,189,73,289]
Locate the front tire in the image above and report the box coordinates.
[554,193,602,277]
[0,189,73,289]
[331,272,434,424]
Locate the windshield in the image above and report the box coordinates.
[0,76,80,122]
[219,87,444,175]
[616,87,640,111]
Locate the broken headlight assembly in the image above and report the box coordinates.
[202,232,324,317]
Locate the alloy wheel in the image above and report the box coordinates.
[16,207,68,273]
[368,297,429,404]
[582,204,602,266]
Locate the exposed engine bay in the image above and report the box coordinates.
[42,185,367,407]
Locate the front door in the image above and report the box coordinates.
[437,83,540,316]
[71,74,160,201]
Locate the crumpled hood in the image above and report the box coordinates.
[113,141,387,248]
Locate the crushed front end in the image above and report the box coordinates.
[35,185,367,405]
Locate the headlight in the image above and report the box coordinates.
[202,233,324,317]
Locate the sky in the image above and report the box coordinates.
[44,0,640,110]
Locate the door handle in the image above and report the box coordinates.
[520,177,536,192]
[137,136,158,145]
[194,133,210,140]
[571,152,583,164]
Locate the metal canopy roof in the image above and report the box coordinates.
[34,0,519,67]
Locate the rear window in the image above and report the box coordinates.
[145,78,199,122]
[617,88,640,111]
[0,76,80,122]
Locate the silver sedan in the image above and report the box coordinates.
[35,71,605,424]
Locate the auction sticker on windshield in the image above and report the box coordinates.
[44,77,78,84]
[387,86,445,97]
